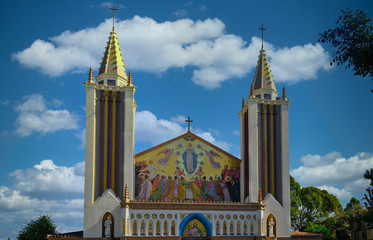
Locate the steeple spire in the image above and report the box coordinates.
[251,28,278,100]
[96,5,129,87]
[259,24,266,49]
[110,4,118,30]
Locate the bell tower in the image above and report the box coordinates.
[239,25,291,238]
[83,6,136,238]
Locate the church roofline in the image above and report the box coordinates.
[134,131,240,162]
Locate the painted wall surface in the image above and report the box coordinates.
[135,135,241,202]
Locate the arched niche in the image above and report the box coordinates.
[102,212,114,237]
[266,214,276,238]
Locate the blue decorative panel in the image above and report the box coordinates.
[264,94,271,100]
[98,81,104,85]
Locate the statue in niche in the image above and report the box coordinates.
[268,217,275,237]
[104,217,112,237]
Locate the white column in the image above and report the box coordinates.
[248,98,259,203]
[123,86,136,200]
[281,101,291,236]
[83,83,97,235]
[239,109,245,202]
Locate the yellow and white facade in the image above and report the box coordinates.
[50,23,295,240]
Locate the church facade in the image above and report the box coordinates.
[48,22,297,240]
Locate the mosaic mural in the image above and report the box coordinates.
[135,133,241,202]
[183,219,207,237]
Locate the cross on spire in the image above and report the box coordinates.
[259,24,267,49]
[185,116,193,132]
[110,4,118,30]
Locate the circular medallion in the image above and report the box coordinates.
[167,214,172,219]
[246,215,251,220]
[233,215,238,220]
[219,215,224,220]
[226,215,231,220]
[131,213,134,219]
[160,214,165,219]
[175,214,178,219]
[253,215,256,220]
[136,214,142,219]
[152,214,157,219]
[240,215,245,220]
[144,213,150,219]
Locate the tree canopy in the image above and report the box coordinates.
[17,215,57,240]
[319,8,373,91]
[290,176,342,231]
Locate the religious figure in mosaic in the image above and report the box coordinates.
[157,148,174,165]
[183,143,198,174]
[136,174,152,200]
[186,222,203,237]
[205,149,221,169]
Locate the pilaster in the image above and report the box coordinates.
[280,101,291,236]
[248,97,258,203]
[84,82,97,232]
[123,86,136,200]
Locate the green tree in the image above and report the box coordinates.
[290,176,342,231]
[362,169,373,225]
[319,9,373,92]
[17,215,57,240]
[305,222,335,240]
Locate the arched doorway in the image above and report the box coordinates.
[179,213,212,240]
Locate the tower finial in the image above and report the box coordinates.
[258,188,263,204]
[241,97,245,109]
[282,85,287,100]
[127,70,133,86]
[110,4,118,30]
[88,66,95,83]
[249,82,255,97]
[258,24,266,49]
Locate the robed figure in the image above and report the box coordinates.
[183,143,198,174]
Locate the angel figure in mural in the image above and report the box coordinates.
[205,150,222,169]
[182,143,198,174]
[157,148,174,165]
[104,217,112,237]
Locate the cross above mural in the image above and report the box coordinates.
[185,116,193,132]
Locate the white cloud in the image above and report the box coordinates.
[75,128,86,149]
[0,160,85,238]
[13,16,330,89]
[9,160,84,198]
[135,110,230,151]
[291,152,372,202]
[15,94,79,137]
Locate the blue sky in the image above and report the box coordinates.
[0,0,372,238]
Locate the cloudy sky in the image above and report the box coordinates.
[1,0,373,238]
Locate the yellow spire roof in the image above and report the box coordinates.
[252,48,278,100]
[97,29,128,85]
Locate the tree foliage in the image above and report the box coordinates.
[362,169,373,225]
[319,8,373,89]
[290,176,342,231]
[305,222,335,240]
[17,215,57,240]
